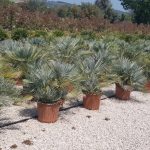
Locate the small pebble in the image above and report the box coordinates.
[10,144,17,149]
[86,115,91,118]
[22,140,33,145]
[72,127,76,130]
[104,117,110,121]
[42,129,45,132]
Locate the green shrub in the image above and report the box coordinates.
[119,34,139,43]
[80,31,96,40]
[0,28,8,41]
[113,58,146,90]
[53,30,64,37]
[0,77,21,106]
[11,28,28,40]
[34,30,48,38]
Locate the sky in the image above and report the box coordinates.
[48,0,125,11]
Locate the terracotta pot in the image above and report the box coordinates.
[83,94,101,110]
[145,81,150,92]
[115,83,131,100]
[37,100,63,123]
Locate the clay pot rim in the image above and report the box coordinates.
[85,93,101,96]
[37,99,64,106]
[115,83,133,92]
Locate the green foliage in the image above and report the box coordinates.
[0,40,42,78]
[28,37,47,47]
[119,34,139,42]
[52,30,64,37]
[57,3,102,19]
[80,3,102,19]
[80,31,96,40]
[77,46,110,94]
[113,57,146,89]
[0,35,149,102]
[0,77,21,106]
[95,0,118,22]
[0,0,12,7]
[0,28,8,41]
[11,28,28,40]
[26,61,76,103]
[26,0,47,11]
[34,30,48,38]
[50,36,88,63]
[116,40,142,60]
[120,0,150,24]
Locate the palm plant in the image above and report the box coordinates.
[77,46,110,95]
[113,57,146,90]
[26,60,77,123]
[26,61,76,104]
[0,40,43,79]
[135,40,150,80]
[0,77,21,106]
[116,40,142,61]
[76,47,110,110]
[50,36,90,64]
[28,37,47,47]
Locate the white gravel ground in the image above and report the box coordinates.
[0,90,150,150]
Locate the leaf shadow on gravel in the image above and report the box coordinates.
[102,90,115,98]
[64,98,82,108]
[19,108,37,118]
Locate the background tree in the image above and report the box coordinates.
[25,0,47,11]
[0,0,12,7]
[120,0,150,24]
[80,3,102,19]
[95,0,118,22]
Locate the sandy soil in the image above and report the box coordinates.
[0,89,150,150]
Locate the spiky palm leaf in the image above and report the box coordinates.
[0,40,43,78]
[50,36,91,63]
[26,61,76,103]
[116,40,142,60]
[0,77,21,106]
[77,44,110,94]
[113,57,146,90]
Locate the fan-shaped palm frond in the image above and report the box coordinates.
[0,40,43,78]
[50,36,91,63]
[116,40,142,60]
[26,61,76,103]
[113,57,146,89]
[0,77,21,106]
[27,37,48,47]
[76,43,110,94]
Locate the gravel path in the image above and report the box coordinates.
[0,91,150,150]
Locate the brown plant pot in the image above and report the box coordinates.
[37,100,63,123]
[115,83,131,100]
[145,81,150,92]
[83,94,101,110]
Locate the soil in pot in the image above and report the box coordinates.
[145,81,150,92]
[83,94,101,110]
[37,100,63,123]
[115,83,131,100]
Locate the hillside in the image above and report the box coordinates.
[47,1,72,7]
[47,1,127,15]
